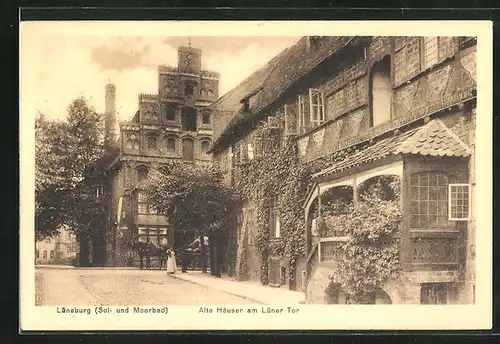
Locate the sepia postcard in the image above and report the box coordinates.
[20,20,492,331]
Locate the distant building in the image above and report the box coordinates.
[35,227,79,265]
[100,45,219,266]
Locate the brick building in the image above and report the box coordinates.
[101,45,219,266]
[209,36,476,304]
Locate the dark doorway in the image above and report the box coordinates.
[181,108,197,132]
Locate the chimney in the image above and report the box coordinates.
[104,83,117,150]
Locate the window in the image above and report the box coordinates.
[138,228,168,245]
[166,106,177,121]
[369,56,392,127]
[182,138,195,161]
[409,172,451,230]
[43,250,47,259]
[420,283,450,304]
[36,249,39,259]
[181,108,197,131]
[270,196,280,238]
[147,135,158,150]
[185,84,194,97]
[201,141,210,155]
[423,37,439,70]
[394,37,457,85]
[247,143,254,160]
[449,184,470,220]
[137,167,149,182]
[67,246,71,253]
[309,88,325,128]
[96,185,105,199]
[202,113,211,125]
[166,137,176,152]
[138,192,148,214]
[50,250,55,259]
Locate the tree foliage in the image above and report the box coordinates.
[326,176,403,304]
[35,98,107,249]
[146,162,238,238]
[233,123,309,287]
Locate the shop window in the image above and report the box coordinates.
[137,167,149,182]
[420,283,450,304]
[449,184,470,220]
[147,135,158,150]
[369,56,392,127]
[166,137,176,152]
[202,113,211,125]
[409,172,451,230]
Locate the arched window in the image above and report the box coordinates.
[166,137,176,152]
[409,172,450,230]
[137,167,149,182]
[369,56,392,127]
[182,138,195,161]
[185,84,194,97]
[201,141,210,155]
[147,135,158,150]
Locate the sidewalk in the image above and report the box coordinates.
[167,271,305,305]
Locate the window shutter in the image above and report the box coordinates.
[284,104,299,135]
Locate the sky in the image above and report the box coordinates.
[21,22,300,123]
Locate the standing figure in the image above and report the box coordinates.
[166,247,177,274]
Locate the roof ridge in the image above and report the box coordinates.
[434,118,472,155]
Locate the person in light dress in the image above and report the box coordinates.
[166,247,177,274]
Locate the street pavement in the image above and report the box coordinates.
[36,266,259,306]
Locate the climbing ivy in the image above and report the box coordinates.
[233,122,310,287]
[325,176,403,304]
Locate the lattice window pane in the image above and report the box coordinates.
[449,184,470,220]
[409,172,450,230]
[138,203,148,214]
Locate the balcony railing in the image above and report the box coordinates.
[305,236,349,286]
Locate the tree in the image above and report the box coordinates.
[147,163,238,236]
[146,163,238,275]
[35,98,108,265]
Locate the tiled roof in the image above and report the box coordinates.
[210,36,357,152]
[313,119,471,179]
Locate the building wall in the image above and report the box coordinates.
[293,37,476,163]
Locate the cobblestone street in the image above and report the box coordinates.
[36,267,259,306]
